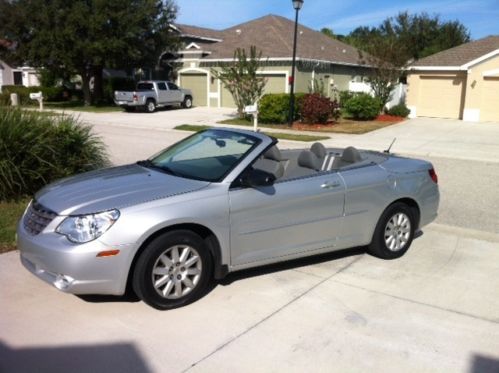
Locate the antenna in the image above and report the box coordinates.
[384,138,396,153]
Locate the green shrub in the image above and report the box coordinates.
[343,93,382,120]
[258,93,305,124]
[387,103,411,117]
[0,85,66,105]
[0,107,109,200]
[299,94,340,124]
[339,90,357,107]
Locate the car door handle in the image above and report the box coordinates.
[321,181,341,189]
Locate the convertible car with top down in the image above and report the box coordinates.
[17,128,439,309]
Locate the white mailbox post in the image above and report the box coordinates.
[244,103,258,132]
[29,92,44,111]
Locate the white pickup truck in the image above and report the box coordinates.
[114,80,193,113]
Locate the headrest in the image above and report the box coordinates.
[310,142,327,159]
[341,146,362,163]
[253,158,284,179]
[263,146,282,161]
[298,150,320,171]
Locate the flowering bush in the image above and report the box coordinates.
[299,94,340,124]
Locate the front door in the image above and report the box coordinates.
[229,173,345,266]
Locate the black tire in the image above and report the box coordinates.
[368,202,415,259]
[145,99,156,113]
[132,230,213,310]
[182,96,193,109]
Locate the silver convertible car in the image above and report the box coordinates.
[17,128,439,309]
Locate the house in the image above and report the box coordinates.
[0,39,40,92]
[407,35,499,122]
[165,15,371,108]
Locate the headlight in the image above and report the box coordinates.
[56,209,120,243]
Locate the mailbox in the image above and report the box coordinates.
[29,92,43,100]
[244,104,258,114]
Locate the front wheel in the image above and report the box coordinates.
[368,202,415,259]
[182,96,193,109]
[132,230,213,310]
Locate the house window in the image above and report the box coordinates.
[13,71,23,85]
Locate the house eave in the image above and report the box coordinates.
[180,34,223,42]
[197,57,368,68]
[409,66,466,71]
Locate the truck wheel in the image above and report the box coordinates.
[182,96,193,109]
[132,230,213,310]
[145,99,156,113]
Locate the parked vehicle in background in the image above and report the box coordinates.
[114,81,193,113]
[17,128,439,310]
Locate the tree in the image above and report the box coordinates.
[348,12,470,63]
[346,12,470,108]
[0,0,179,105]
[212,46,267,118]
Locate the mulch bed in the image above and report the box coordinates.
[290,115,405,131]
[376,114,405,122]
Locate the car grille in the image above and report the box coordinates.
[23,201,57,235]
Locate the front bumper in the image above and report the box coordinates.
[17,219,135,296]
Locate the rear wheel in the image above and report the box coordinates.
[368,202,415,259]
[145,99,156,113]
[182,96,193,109]
[132,230,213,310]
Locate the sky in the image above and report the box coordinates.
[175,0,499,40]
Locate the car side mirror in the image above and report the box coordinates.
[241,168,275,188]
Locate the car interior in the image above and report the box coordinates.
[252,142,369,182]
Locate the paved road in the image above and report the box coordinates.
[1,111,499,373]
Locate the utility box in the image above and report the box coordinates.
[10,93,19,106]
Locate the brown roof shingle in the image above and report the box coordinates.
[175,24,224,41]
[177,15,366,66]
[412,35,499,67]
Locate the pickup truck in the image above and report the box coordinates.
[114,80,193,113]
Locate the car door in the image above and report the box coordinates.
[229,172,345,267]
[167,82,183,103]
[155,82,170,104]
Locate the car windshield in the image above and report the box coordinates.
[148,129,260,182]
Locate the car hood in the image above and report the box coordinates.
[35,164,210,215]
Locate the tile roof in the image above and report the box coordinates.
[412,35,499,67]
[175,15,367,66]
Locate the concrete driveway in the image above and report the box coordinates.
[1,111,499,372]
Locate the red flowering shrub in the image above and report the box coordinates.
[299,94,340,124]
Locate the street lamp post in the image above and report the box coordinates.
[288,0,304,126]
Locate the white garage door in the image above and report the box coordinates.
[418,76,465,119]
[480,78,499,122]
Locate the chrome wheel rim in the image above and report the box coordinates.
[185,98,192,108]
[152,245,202,299]
[147,102,155,112]
[384,212,411,251]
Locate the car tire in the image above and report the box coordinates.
[145,99,156,113]
[182,96,193,109]
[132,230,213,310]
[367,202,415,260]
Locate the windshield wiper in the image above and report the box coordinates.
[137,160,179,177]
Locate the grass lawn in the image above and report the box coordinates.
[0,199,28,254]
[44,101,123,113]
[174,124,329,142]
[219,117,402,134]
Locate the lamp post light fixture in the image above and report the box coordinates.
[288,0,304,125]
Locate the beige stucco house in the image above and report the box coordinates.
[407,36,499,122]
[166,15,371,108]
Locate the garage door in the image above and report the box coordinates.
[179,73,207,107]
[480,78,499,121]
[418,76,465,119]
[261,74,286,94]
